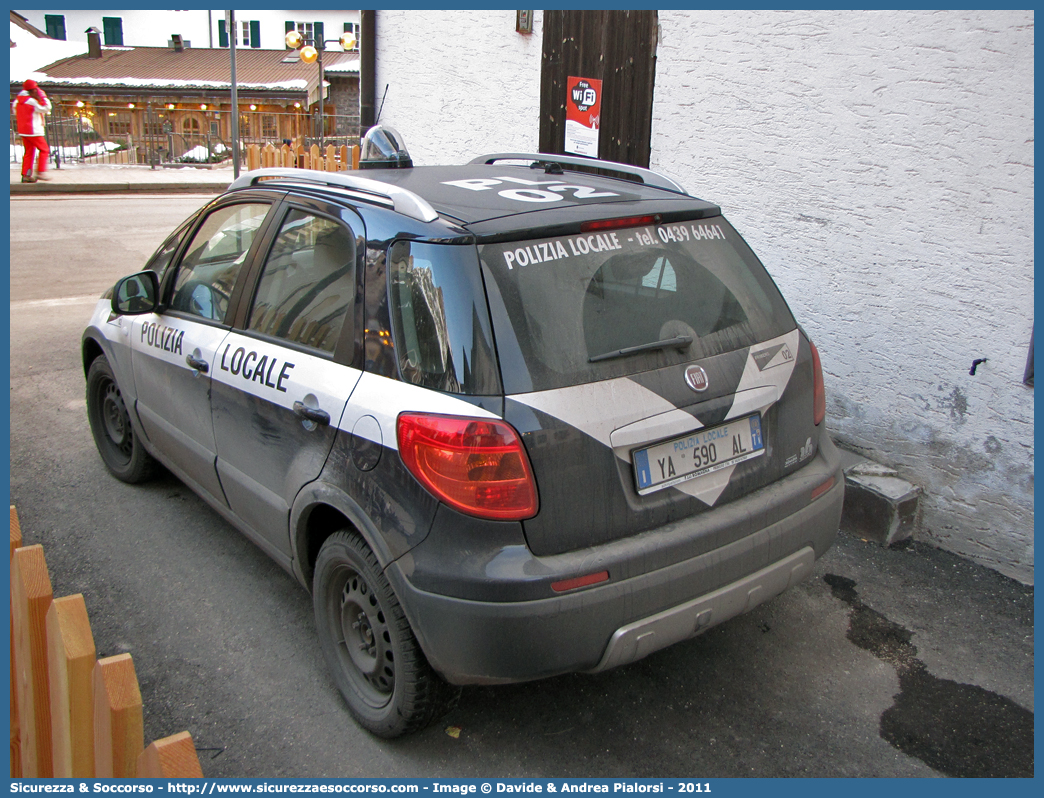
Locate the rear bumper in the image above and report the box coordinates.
[590,545,814,672]
[386,440,843,685]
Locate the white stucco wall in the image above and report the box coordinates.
[374,10,1033,582]
[373,9,544,164]
[652,10,1034,582]
[19,9,210,47]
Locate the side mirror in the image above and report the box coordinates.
[111,271,160,315]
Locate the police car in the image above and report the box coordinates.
[82,126,844,738]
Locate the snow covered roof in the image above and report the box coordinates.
[323,59,360,75]
[10,17,90,83]
[10,38,359,92]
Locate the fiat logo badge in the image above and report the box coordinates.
[684,365,709,392]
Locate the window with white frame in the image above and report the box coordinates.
[241,20,259,47]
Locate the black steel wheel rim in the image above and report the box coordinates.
[98,379,133,464]
[328,564,395,707]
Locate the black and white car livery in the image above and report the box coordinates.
[82,127,844,738]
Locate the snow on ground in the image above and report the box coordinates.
[11,140,121,162]
[178,142,229,161]
[10,140,233,164]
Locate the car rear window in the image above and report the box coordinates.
[478,218,796,393]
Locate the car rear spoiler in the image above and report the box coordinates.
[469,153,688,196]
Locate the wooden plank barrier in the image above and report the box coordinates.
[12,544,55,777]
[244,143,359,174]
[9,506,203,779]
[47,595,95,777]
[138,732,204,778]
[93,655,143,778]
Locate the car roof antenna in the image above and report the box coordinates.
[375,84,389,125]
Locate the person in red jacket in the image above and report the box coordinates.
[12,79,53,183]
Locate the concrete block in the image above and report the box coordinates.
[839,450,922,547]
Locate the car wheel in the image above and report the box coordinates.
[86,355,157,484]
[313,530,460,737]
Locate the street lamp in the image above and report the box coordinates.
[285,28,355,147]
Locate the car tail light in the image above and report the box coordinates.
[397,413,539,521]
[810,340,826,426]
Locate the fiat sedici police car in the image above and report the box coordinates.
[83,127,843,737]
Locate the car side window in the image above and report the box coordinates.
[387,240,500,395]
[247,209,355,354]
[170,203,270,323]
[143,218,192,281]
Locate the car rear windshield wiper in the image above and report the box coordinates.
[589,335,693,363]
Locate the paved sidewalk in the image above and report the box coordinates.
[10,162,234,194]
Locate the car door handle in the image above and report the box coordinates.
[293,401,330,426]
[185,354,209,373]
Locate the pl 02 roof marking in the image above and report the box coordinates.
[468,153,688,195]
[439,175,624,206]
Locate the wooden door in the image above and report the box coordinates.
[539,10,658,168]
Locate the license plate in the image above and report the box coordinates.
[632,414,764,495]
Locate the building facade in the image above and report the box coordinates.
[373,9,1035,583]
[11,22,360,163]
[15,9,361,52]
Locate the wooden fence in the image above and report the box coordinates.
[10,506,204,778]
[244,143,360,173]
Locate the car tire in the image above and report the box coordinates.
[313,530,460,737]
[86,355,157,484]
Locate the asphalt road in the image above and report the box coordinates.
[8,195,1035,779]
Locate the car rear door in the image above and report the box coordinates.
[210,197,364,558]
[129,197,277,507]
